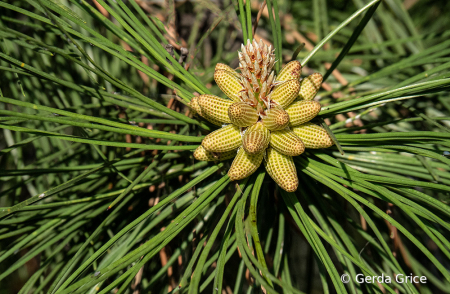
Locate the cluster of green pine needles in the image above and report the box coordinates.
[0,0,450,293]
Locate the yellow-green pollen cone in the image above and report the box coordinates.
[191,39,333,192]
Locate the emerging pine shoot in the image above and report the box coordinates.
[197,94,233,124]
[192,39,333,191]
[286,100,322,126]
[298,73,323,100]
[228,102,259,127]
[202,124,242,152]
[293,122,334,149]
[242,122,270,154]
[228,148,264,181]
[262,106,290,131]
[264,148,298,192]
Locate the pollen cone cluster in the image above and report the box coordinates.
[191,39,333,192]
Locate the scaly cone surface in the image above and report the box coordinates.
[191,39,334,192]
